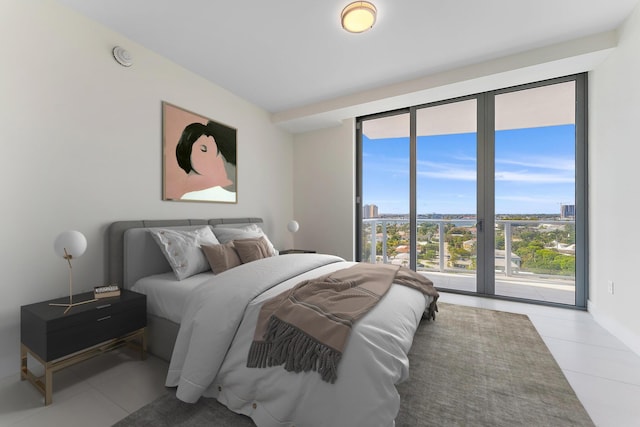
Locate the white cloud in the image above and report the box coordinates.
[367,155,574,184]
[496,156,574,172]
[495,170,574,183]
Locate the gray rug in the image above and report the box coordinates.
[113,303,594,426]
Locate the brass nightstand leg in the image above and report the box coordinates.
[21,328,147,406]
[20,344,27,381]
[141,328,147,360]
[21,344,53,405]
[44,366,53,405]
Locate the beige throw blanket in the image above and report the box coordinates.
[247,263,439,383]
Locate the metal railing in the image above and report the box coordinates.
[362,218,576,278]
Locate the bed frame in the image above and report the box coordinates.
[107,217,264,361]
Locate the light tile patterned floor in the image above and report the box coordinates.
[1,292,639,426]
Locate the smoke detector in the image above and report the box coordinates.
[112,46,133,67]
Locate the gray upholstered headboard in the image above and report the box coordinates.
[107,218,264,289]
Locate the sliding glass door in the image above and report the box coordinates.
[415,99,478,292]
[359,112,412,267]
[356,74,587,308]
[493,80,579,305]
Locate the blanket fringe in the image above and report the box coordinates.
[423,298,439,321]
[247,316,342,383]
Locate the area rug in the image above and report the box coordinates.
[113,303,594,426]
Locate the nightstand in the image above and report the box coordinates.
[20,289,147,405]
[280,249,316,254]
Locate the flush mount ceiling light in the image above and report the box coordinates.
[341,1,377,33]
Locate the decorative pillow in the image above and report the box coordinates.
[202,242,242,274]
[149,227,219,280]
[233,236,273,264]
[213,224,279,256]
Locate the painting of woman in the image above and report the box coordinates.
[162,102,237,203]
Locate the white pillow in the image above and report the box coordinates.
[149,227,220,280]
[213,224,279,256]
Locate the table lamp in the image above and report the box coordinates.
[49,230,96,314]
[287,220,299,233]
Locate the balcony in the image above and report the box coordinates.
[362,218,576,305]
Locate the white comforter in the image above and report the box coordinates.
[166,254,431,427]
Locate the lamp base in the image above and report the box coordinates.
[50,297,97,315]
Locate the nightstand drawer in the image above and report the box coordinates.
[21,289,147,362]
[44,295,144,333]
[46,307,146,360]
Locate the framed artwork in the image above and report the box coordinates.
[162,101,237,203]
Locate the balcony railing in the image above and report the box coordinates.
[362,218,576,279]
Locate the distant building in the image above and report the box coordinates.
[395,245,409,253]
[561,204,576,219]
[363,204,379,218]
[494,250,521,272]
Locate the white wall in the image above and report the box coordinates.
[0,0,294,379]
[292,120,355,261]
[589,2,640,354]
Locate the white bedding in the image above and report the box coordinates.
[131,272,214,323]
[165,253,432,427]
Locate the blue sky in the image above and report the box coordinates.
[362,124,576,215]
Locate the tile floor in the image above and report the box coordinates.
[1,293,639,427]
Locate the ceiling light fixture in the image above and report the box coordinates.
[341,1,377,33]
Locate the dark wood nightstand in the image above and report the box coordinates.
[20,289,147,405]
[280,249,316,254]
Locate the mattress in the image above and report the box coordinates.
[131,272,214,323]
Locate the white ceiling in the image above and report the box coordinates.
[55,0,638,131]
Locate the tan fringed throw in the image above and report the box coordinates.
[247,263,439,383]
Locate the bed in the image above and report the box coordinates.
[107,218,438,427]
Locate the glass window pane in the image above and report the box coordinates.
[360,113,410,265]
[416,99,477,292]
[494,81,576,304]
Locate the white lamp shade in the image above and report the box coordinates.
[54,230,87,259]
[287,220,300,233]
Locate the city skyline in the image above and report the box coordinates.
[362,124,576,215]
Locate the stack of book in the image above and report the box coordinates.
[94,284,121,299]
